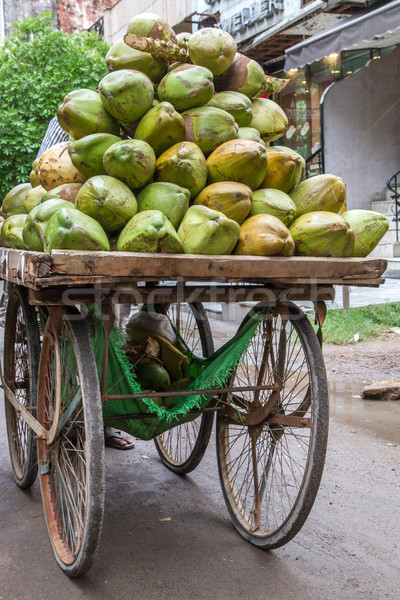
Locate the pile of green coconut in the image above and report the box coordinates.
[0,13,389,258]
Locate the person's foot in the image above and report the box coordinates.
[104,427,135,450]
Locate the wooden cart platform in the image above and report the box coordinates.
[0,248,388,306]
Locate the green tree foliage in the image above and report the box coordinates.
[0,13,109,199]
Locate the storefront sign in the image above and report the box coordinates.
[205,0,284,35]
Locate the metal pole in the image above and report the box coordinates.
[342,286,350,310]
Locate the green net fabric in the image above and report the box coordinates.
[88,310,259,441]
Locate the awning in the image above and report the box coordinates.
[284,0,400,70]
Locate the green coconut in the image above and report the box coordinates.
[236,127,265,144]
[117,210,183,253]
[40,183,83,204]
[57,89,120,140]
[206,139,268,190]
[134,102,186,157]
[23,198,74,251]
[137,182,190,229]
[289,211,355,257]
[126,13,176,41]
[290,174,346,217]
[157,64,214,112]
[342,209,389,257]
[250,189,296,226]
[68,133,121,179]
[182,107,238,155]
[103,140,156,190]
[206,91,252,127]
[2,183,31,218]
[75,175,138,234]
[98,69,154,124]
[44,207,110,252]
[1,214,28,249]
[250,98,288,143]
[135,361,171,392]
[155,142,207,199]
[29,160,40,188]
[178,205,240,255]
[105,39,168,83]
[23,185,47,213]
[187,28,237,76]
[214,53,267,99]
[162,377,195,408]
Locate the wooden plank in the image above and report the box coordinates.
[49,250,387,283]
[0,248,387,288]
[28,284,336,306]
[0,249,52,288]
[33,274,384,289]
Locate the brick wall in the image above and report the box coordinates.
[57,0,116,33]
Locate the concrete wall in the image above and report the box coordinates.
[323,45,400,210]
[3,0,114,37]
[3,0,56,37]
[103,0,194,45]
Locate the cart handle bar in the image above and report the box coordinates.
[104,383,279,402]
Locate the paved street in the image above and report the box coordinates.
[329,276,400,309]
[1,341,399,599]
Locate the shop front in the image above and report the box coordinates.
[272,45,393,166]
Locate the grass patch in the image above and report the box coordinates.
[310,302,400,345]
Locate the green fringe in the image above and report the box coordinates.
[89,310,260,440]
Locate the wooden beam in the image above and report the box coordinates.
[0,248,387,290]
[0,249,51,288]
[28,284,336,306]
[48,250,387,283]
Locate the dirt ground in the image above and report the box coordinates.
[322,332,400,383]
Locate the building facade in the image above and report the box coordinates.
[103,0,194,46]
[1,0,116,43]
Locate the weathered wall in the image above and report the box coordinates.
[103,0,194,45]
[323,45,400,210]
[3,0,116,37]
[4,0,56,37]
[57,0,115,33]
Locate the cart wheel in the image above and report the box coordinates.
[216,301,328,550]
[37,308,105,577]
[3,285,41,489]
[154,302,215,474]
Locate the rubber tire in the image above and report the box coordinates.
[154,302,215,475]
[216,301,329,550]
[37,308,105,577]
[4,285,41,489]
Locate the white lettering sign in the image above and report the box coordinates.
[206,0,284,34]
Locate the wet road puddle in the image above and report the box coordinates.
[329,380,400,445]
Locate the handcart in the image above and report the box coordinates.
[0,248,387,577]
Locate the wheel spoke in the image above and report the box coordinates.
[37,311,104,576]
[217,303,328,549]
[4,287,39,488]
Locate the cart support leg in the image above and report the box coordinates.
[100,301,115,401]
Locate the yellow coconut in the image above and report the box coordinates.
[194,181,252,224]
[38,142,85,191]
[235,214,295,256]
